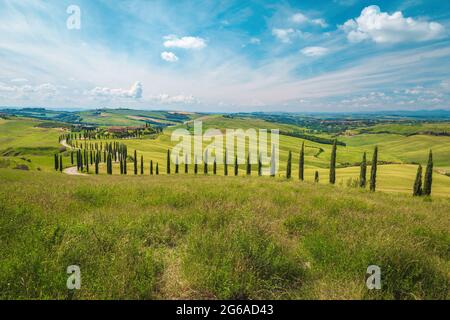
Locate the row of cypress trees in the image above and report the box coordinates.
[163,149,275,177]
[59,126,163,143]
[59,138,435,196]
[285,140,378,190]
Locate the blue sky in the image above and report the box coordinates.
[1,0,450,112]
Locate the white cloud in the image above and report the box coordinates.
[342,5,445,44]
[88,81,142,100]
[291,12,328,28]
[301,46,329,57]
[250,37,261,45]
[161,51,179,62]
[129,81,143,99]
[152,93,197,104]
[163,35,206,49]
[10,78,28,83]
[311,19,328,28]
[272,28,295,43]
[291,13,308,24]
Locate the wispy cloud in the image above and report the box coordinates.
[291,12,328,28]
[272,28,295,43]
[301,46,329,57]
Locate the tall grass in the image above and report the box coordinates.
[0,169,448,299]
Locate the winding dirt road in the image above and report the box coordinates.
[60,139,86,176]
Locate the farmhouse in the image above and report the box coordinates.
[108,126,128,133]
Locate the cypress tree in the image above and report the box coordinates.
[175,156,179,174]
[184,154,188,174]
[423,150,433,196]
[110,154,113,174]
[359,152,367,188]
[370,146,378,192]
[258,153,262,176]
[286,150,292,179]
[71,151,74,165]
[85,150,89,173]
[54,154,59,171]
[246,153,251,176]
[329,139,337,184]
[150,160,153,175]
[413,164,423,196]
[141,155,144,175]
[156,162,159,175]
[167,149,171,174]
[194,156,198,175]
[90,150,93,165]
[107,153,112,175]
[299,142,304,181]
[124,157,127,175]
[106,153,109,174]
[59,155,63,172]
[95,152,99,174]
[134,150,138,175]
[234,155,239,176]
[204,151,208,175]
[120,157,123,174]
[213,159,217,175]
[315,171,319,183]
[79,150,83,171]
[224,150,228,176]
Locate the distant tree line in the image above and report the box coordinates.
[279,131,346,146]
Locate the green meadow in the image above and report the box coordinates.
[0,118,63,171]
[359,122,450,135]
[1,116,449,195]
[0,170,448,299]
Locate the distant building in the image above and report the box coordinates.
[108,126,127,133]
[126,126,143,130]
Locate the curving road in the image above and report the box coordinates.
[60,139,86,176]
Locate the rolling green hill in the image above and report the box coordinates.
[0,118,63,171]
[1,116,449,196]
[358,122,450,135]
[77,109,199,127]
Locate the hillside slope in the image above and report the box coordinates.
[0,170,448,299]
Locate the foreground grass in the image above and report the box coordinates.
[0,169,448,300]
